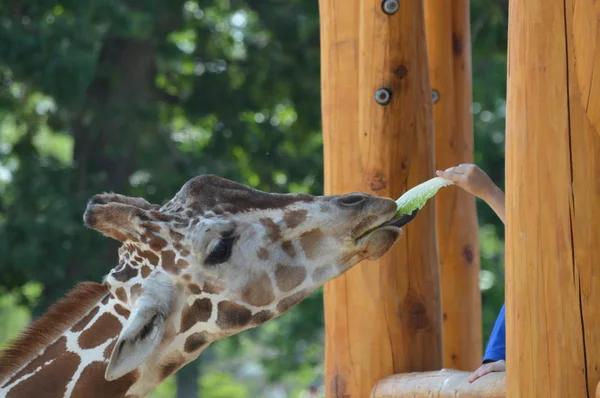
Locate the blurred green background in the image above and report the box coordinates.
[0,0,508,396]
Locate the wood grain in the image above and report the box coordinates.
[371,369,505,398]
[320,1,443,397]
[505,0,600,396]
[424,0,482,371]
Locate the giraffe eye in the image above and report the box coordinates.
[205,236,236,266]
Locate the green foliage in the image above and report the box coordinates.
[199,372,249,398]
[0,0,509,395]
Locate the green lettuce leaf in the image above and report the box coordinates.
[395,177,453,216]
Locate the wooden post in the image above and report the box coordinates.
[320,1,443,397]
[424,0,482,371]
[505,0,600,396]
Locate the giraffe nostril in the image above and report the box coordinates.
[336,194,367,208]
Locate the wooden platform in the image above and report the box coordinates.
[371,369,506,398]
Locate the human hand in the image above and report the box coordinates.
[435,164,497,200]
[467,360,506,383]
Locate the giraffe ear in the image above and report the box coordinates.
[105,272,175,381]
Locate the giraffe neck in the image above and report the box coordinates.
[0,283,210,398]
[0,283,133,397]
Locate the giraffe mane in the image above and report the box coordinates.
[0,281,109,384]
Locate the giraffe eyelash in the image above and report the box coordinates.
[205,236,237,266]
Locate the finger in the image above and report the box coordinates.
[467,365,488,383]
[476,367,492,378]
[436,169,465,181]
[467,369,485,383]
[467,373,478,383]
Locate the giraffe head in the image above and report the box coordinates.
[83,174,416,386]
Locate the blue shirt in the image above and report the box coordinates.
[483,303,506,363]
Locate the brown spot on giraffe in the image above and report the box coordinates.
[71,306,100,333]
[147,234,168,252]
[277,290,310,314]
[137,249,159,266]
[115,287,127,303]
[283,209,308,228]
[169,229,184,243]
[6,352,80,398]
[161,251,188,275]
[79,313,122,349]
[216,301,252,329]
[161,250,176,273]
[140,265,152,278]
[250,310,275,325]
[71,361,139,398]
[184,332,209,353]
[114,304,130,318]
[203,282,224,295]
[182,273,192,282]
[160,356,186,380]
[112,265,138,282]
[257,247,269,260]
[299,229,326,259]
[240,271,275,307]
[281,240,296,258]
[275,263,307,292]
[4,336,67,386]
[260,218,282,242]
[188,283,202,295]
[130,284,142,300]
[104,339,117,359]
[312,265,332,284]
[180,298,213,333]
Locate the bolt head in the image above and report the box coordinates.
[432,89,440,104]
[375,88,392,105]
[382,0,399,15]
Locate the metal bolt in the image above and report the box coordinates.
[382,0,399,15]
[432,89,440,104]
[375,88,392,105]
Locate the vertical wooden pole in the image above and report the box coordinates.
[505,0,600,396]
[320,1,443,397]
[424,0,482,371]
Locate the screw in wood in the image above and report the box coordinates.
[382,0,399,15]
[375,88,392,105]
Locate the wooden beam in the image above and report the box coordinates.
[424,0,482,371]
[320,1,443,396]
[505,0,600,396]
[371,369,505,398]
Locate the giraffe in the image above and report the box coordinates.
[0,174,419,397]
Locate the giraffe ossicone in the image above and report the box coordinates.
[0,174,417,397]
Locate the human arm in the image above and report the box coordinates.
[436,164,505,224]
[468,304,506,382]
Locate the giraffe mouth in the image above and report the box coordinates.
[355,209,419,241]
[380,209,419,229]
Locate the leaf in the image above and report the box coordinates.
[395,177,454,216]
